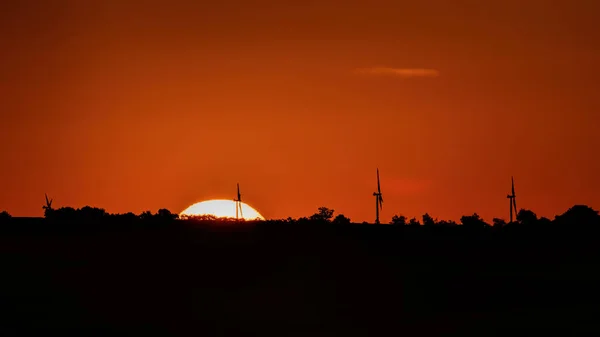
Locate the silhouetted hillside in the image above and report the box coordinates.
[1,204,600,336]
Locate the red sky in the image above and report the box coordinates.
[1,0,599,222]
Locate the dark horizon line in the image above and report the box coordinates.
[2,203,598,227]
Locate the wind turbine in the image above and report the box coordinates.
[233,183,243,220]
[507,176,517,223]
[373,169,383,224]
[43,193,53,215]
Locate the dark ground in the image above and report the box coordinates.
[1,222,599,336]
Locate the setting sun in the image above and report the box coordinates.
[180,200,265,220]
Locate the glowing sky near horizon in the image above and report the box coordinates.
[1,0,599,222]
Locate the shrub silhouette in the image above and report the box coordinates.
[0,211,11,224]
[492,218,506,228]
[437,220,458,227]
[140,211,154,221]
[408,217,421,227]
[182,214,218,221]
[390,215,407,226]
[332,214,351,225]
[460,213,489,229]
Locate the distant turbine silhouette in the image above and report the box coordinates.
[507,176,517,223]
[373,169,383,224]
[233,183,243,220]
[43,193,53,212]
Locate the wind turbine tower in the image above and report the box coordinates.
[233,183,243,220]
[373,169,384,224]
[507,176,517,223]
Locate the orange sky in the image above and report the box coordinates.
[2,0,599,222]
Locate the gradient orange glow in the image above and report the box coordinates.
[1,1,599,222]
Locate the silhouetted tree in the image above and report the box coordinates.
[555,205,600,228]
[53,207,76,221]
[390,215,407,226]
[119,212,139,222]
[156,209,178,221]
[310,207,335,223]
[517,209,538,226]
[0,211,11,223]
[422,213,436,226]
[460,213,489,229]
[140,211,154,221]
[80,206,108,222]
[332,214,351,225]
[437,220,458,227]
[538,216,552,227]
[408,217,421,227]
[492,218,506,228]
[194,214,218,221]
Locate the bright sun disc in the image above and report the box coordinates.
[180,199,265,220]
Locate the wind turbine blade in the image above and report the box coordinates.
[513,198,517,214]
[237,183,241,201]
[240,204,243,219]
[377,169,381,194]
[511,176,515,196]
[379,196,383,209]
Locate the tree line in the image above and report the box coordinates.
[1,204,599,233]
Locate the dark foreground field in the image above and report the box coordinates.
[1,221,600,336]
